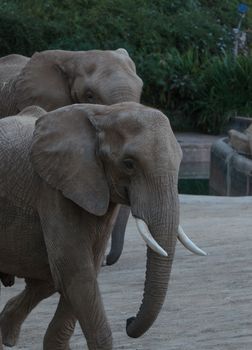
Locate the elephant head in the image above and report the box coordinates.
[30,102,184,338]
[15,49,143,112]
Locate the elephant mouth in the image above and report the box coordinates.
[114,181,206,257]
[134,217,207,257]
[111,186,130,205]
[124,186,130,204]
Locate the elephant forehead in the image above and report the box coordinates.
[117,112,181,169]
[112,107,171,132]
[126,131,176,156]
[94,67,136,83]
[75,51,132,70]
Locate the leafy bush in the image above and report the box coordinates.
[0,0,238,56]
[197,54,252,133]
[0,3,63,56]
[137,49,204,130]
[139,49,252,134]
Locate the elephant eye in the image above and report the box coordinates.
[123,158,135,171]
[86,91,94,102]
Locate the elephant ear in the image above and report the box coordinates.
[17,105,46,119]
[16,51,73,112]
[115,48,137,73]
[116,48,129,57]
[30,105,109,216]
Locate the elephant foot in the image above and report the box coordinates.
[43,342,71,350]
[0,317,20,347]
[0,300,22,347]
[43,335,72,350]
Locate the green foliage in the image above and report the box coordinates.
[0,0,239,55]
[169,9,232,54]
[137,49,204,130]
[0,2,63,56]
[0,0,252,133]
[197,54,252,133]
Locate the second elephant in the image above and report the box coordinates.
[0,48,142,116]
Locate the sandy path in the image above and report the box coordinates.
[1,195,252,349]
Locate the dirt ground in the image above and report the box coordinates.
[0,195,252,349]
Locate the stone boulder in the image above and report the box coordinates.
[228,123,252,156]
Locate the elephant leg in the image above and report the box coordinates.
[62,274,112,350]
[46,258,112,349]
[106,205,130,265]
[0,286,2,350]
[0,332,2,350]
[38,186,114,350]
[0,278,55,347]
[43,295,76,350]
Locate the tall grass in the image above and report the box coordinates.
[197,55,252,133]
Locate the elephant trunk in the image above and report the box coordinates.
[108,88,140,104]
[127,174,179,337]
[99,75,142,105]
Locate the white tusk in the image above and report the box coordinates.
[135,218,168,257]
[178,225,207,256]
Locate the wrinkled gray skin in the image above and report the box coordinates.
[0,49,142,346]
[0,103,182,350]
[0,49,142,116]
[0,49,142,293]
[0,48,142,264]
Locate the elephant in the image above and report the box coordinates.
[0,48,142,116]
[0,48,142,281]
[0,103,205,349]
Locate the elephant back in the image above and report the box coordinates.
[0,55,29,82]
[0,114,41,210]
[0,55,29,117]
